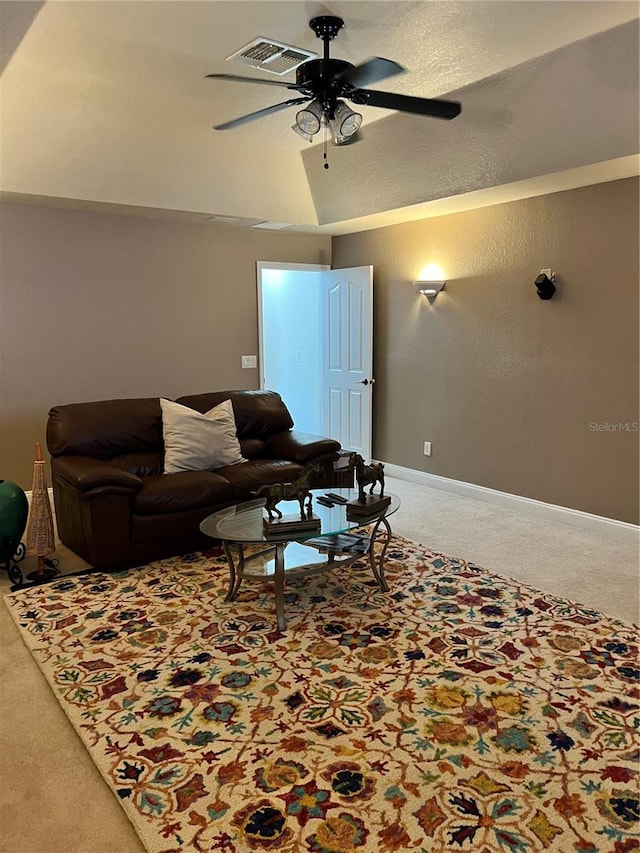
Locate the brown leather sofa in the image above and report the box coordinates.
[47,390,341,570]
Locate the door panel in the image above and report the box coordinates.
[348,389,364,447]
[329,388,342,438]
[328,284,342,370]
[348,283,364,371]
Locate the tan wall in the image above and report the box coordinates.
[3,181,637,523]
[333,178,639,524]
[0,203,331,487]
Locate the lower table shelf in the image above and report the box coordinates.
[221,520,392,631]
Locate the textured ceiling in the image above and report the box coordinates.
[0,1,638,233]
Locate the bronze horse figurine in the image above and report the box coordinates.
[352,453,385,502]
[256,462,322,521]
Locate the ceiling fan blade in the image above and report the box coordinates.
[353,88,461,120]
[205,72,300,91]
[213,97,309,131]
[337,57,404,89]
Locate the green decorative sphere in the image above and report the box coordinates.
[0,479,28,564]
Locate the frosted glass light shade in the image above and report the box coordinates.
[295,100,324,135]
[332,101,362,137]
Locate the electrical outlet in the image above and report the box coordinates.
[241,355,257,369]
[423,441,432,457]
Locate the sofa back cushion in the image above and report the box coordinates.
[108,452,164,477]
[176,390,293,440]
[47,390,295,462]
[47,398,163,459]
[239,438,265,459]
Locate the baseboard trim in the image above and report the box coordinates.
[378,462,639,545]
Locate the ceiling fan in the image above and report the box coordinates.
[206,15,461,150]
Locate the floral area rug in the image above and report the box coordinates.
[4,536,640,853]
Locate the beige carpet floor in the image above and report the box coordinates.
[1,475,638,853]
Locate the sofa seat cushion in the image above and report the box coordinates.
[217,459,303,496]
[134,472,234,515]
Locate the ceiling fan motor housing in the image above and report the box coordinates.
[296,59,354,117]
[296,59,353,89]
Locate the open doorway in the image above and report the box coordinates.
[257,261,374,458]
[257,262,328,435]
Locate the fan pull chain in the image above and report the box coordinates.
[323,123,329,170]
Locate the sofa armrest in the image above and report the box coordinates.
[264,430,340,464]
[51,456,140,569]
[53,456,143,494]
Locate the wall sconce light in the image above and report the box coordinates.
[534,269,556,300]
[414,280,446,299]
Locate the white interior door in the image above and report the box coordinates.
[321,266,373,459]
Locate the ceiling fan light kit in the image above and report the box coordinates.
[207,14,462,163]
[293,98,362,146]
[291,123,315,142]
[330,101,362,139]
[295,100,324,135]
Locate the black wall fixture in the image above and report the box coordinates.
[535,271,556,300]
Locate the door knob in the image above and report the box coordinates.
[357,378,375,385]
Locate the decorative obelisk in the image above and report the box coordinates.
[25,443,58,582]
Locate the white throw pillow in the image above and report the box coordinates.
[160,398,244,474]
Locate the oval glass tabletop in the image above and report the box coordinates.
[200,487,400,545]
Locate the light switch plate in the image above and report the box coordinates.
[241,355,257,369]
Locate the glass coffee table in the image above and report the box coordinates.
[200,487,400,630]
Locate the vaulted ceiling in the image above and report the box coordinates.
[1,1,638,234]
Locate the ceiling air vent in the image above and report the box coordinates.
[227,38,317,76]
[252,221,294,230]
